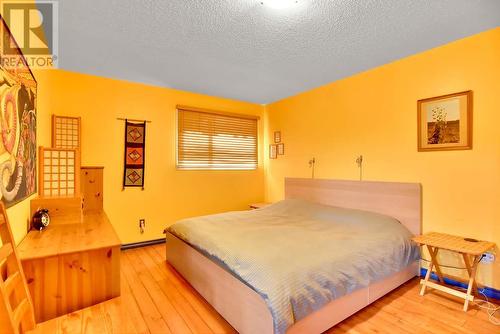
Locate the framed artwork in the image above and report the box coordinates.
[277,143,284,155]
[274,131,281,143]
[269,144,277,159]
[418,91,472,152]
[0,18,37,207]
[123,121,146,189]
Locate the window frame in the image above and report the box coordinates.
[176,105,259,171]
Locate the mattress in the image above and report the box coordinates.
[167,199,420,334]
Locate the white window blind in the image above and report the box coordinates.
[177,106,258,170]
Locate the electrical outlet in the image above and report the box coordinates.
[139,219,145,234]
[481,252,495,264]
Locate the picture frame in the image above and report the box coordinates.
[417,91,472,152]
[269,144,277,159]
[0,17,38,208]
[274,131,281,143]
[277,143,284,155]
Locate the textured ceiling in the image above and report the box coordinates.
[55,0,500,104]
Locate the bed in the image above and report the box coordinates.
[165,178,422,334]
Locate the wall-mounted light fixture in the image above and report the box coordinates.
[309,157,316,179]
[356,155,363,181]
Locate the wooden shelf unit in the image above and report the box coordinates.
[18,115,122,323]
[30,196,83,225]
[18,212,121,322]
[81,166,104,213]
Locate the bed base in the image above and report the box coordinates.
[166,232,418,334]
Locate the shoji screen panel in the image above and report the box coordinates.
[52,115,81,149]
[39,147,80,197]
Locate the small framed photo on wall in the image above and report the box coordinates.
[274,131,281,143]
[269,144,277,159]
[277,143,284,155]
[417,91,472,152]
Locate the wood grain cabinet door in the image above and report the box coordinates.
[81,167,104,213]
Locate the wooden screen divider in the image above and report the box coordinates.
[38,147,81,198]
[51,115,81,150]
[0,202,36,334]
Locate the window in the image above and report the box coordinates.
[177,106,258,170]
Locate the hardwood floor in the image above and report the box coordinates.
[122,244,498,334]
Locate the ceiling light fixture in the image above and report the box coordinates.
[260,0,298,10]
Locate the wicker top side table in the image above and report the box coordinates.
[412,232,495,312]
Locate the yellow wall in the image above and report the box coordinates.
[264,28,500,288]
[9,69,264,245]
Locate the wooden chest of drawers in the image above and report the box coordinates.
[81,166,104,213]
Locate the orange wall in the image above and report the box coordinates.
[27,69,265,244]
[264,28,500,288]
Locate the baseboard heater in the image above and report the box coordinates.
[420,268,500,300]
[121,238,165,250]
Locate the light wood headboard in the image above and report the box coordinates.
[285,178,422,235]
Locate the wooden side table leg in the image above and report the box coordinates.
[463,255,478,312]
[420,246,436,296]
[427,245,444,283]
[462,253,478,295]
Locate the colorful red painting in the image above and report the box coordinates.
[0,17,37,207]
